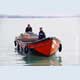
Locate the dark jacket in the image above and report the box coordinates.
[25,27,32,32]
[38,31,46,39]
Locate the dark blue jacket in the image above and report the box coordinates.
[38,31,46,39]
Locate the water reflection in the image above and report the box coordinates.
[16,49,62,66]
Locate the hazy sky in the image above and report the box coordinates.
[0,0,80,16]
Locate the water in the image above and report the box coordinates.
[0,17,80,66]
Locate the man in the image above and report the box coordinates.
[25,24,32,33]
[38,27,46,39]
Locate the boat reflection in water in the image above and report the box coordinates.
[17,50,62,66]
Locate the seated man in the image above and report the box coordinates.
[25,24,32,33]
[38,27,46,39]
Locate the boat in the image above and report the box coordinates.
[14,32,62,57]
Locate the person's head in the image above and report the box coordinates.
[27,24,31,27]
[40,27,43,31]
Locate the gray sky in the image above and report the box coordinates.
[0,0,80,16]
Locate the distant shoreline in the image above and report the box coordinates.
[0,15,80,18]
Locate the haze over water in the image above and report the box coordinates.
[0,17,80,66]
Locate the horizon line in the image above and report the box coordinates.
[0,14,80,18]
